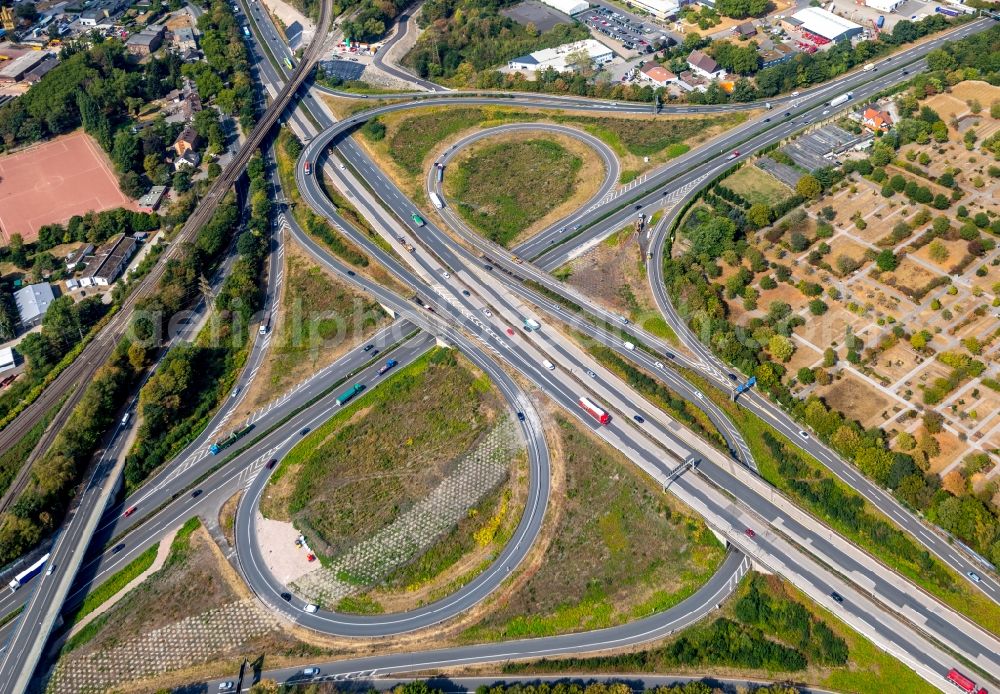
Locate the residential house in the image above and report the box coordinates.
[173,26,197,51]
[733,21,757,38]
[173,125,200,156]
[862,107,893,133]
[174,149,201,171]
[686,50,725,80]
[126,24,164,56]
[639,62,677,87]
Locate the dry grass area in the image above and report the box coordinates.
[261,349,503,559]
[923,81,1000,135]
[460,410,724,641]
[444,131,603,247]
[723,166,793,206]
[828,236,869,276]
[816,372,895,427]
[241,239,389,413]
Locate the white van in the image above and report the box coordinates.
[121,412,131,426]
[259,324,268,335]
[624,341,636,351]
[542,359,555,370]
[304,604,318,613]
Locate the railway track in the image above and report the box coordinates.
[0,1,332,514]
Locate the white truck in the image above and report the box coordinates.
[828,91,853,108]
[863,63,875,72]
[523,318,541,331]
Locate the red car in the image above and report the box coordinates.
[266,459,277,469]
[744,528,755,538]
[306,553,316,562]
[123,506,137,518]
[506,327,514,336]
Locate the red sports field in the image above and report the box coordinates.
[0,131,137,244]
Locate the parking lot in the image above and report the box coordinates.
[577,5,674,56]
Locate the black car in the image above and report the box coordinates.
[347,270,356,276]
[363,344,374,352]
[728,373,737,381]
[517,412,526,421]
[634,204,642,210]
[191,489,202,498]
[666,352,676,359]
[300,427,310,436]
[462,290,471,296]
[281,592,292,601]
[633,414,645,423]
[830,591,844,603]
[112,543,125,554]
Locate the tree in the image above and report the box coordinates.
[746,202,772,229]
[823,347,836,367]
[876,249,898,272]
[768,334,795,362]
[797,367,816,384]
[928,239,950,263]
[795,174,821,200]
[111,129,140,175]
[808,298,828,315]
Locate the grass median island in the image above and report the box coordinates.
[461,414,724,641]
[262,348,504,560]
[683,369,1000,637]
[249,241,389,406]
[446,138,585,247]
[503,572,932,694]
[358,106,749,198]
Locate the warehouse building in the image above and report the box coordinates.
[865,0,902,12]
[508,39,614,74]
[0,51,54,84]
[539,0,589,15]
[81,235,137,286]
[14,283,55,328]
[787,8,863,42]
[628,0,681,19]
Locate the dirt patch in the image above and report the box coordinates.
[723,166,793,206]
[218,491,242,548]
[816,372,895,427]
[923,81,1000,136]
[0,131,137,242]
[872,342,922,384]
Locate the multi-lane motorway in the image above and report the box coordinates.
[1,4,997,692]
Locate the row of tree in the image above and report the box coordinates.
[405,0,590,82]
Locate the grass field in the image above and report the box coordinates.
[461,414,724,641]
[722,166,794,206]
[448,139,583,247]
[556,112,748,158]
[504,572,933,694]
[261,349,503,559]
[0,400,62,497]
[683,369,1000,637]
[257,242,388,402]
[386,108,495,175]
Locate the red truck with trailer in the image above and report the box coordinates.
[947,668,988,694]
[579,396,611,425]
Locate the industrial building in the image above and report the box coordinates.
[0,348,15,374]
[865,0,902,12]
[639,62,677,87]
[0,51,54,84]
[126,25,164,56]
[539,0,589,15]
[508,39,614,75]
[784,8,863,43]
[81,235,137,286]
[138,185,167,212]
[13,283,55,328]
[628,0,680,19]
